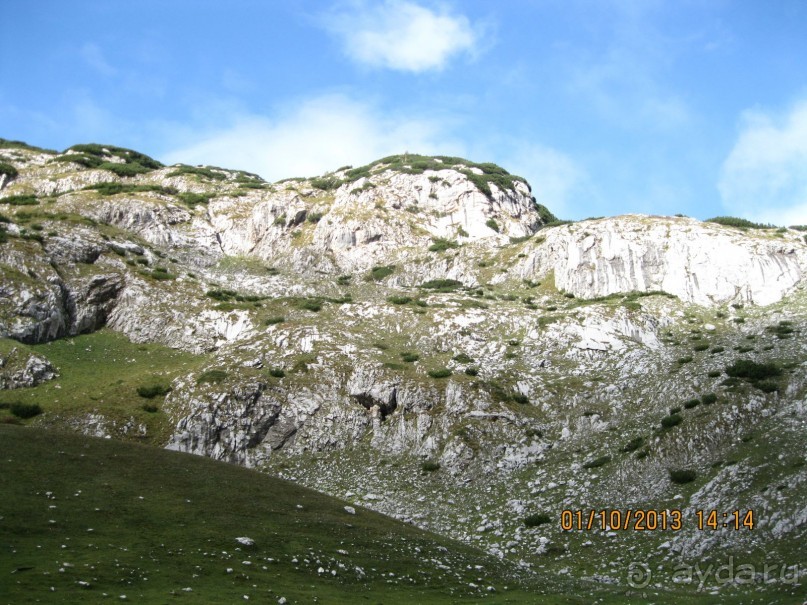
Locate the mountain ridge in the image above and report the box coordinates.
[1,137,806,602]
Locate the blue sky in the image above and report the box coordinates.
[2,1,807,224]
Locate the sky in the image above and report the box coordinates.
[2,0,807,224]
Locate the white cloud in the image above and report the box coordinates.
[162,94,465,181]
[719,101,807,225]
[325,0,478,72]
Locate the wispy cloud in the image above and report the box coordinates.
[162,94,465,180]
[718,100,807,226]
[79,43,117,77]
[324,0,479,72]
[500,143,590,220]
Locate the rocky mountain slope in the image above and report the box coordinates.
[1,138,806,602]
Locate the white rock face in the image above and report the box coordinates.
[521,215,806,306]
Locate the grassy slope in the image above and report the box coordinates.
[0,425,592,605]
[0,330,205,444]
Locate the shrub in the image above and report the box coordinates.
[370,265,395,281]
[197,369,228,384]
[310,176,343,191]
[206,288,236,301]
[307,212,324,223]
[706,216,774,230]
[661,413,683,429]
[707,370,721,377]
[1,195,38,206]
[337,275,352,285]
[512,394,530,405]
[523,513,552,527]
[710,346,725,354]
[387,295,412,305]
[464,367,479,376]
[178,192,212,207]
[583,455,611,469]
[167,165,226,181]
[485,218,500,232]
[420,279,462,291]
[621,436,644,452]
[10,402,42,419]
[99,162,151,177]
[141,404,159,413]
[452,353,474,364]
[300,299,322,312]
[268,368,285,378]
[701,393,718,404]
[725,359,782,381]
[677,356,693,364]
[136,384,172,399]
[428,238,459,252]
[683,398,700,409]
[693,343,709,352]
[0,162,19,178]
[427,368,452,378]
[273,214,286,226]
[400,352,420,363]
[669,469,696,484]
[755,380,780,393]
[264,316,285,325]
[422,461,440,472]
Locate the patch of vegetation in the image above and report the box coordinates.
[583,455,611,469]
[701,393,718,404]
[452,353,474,364]
[621,436,644,453]
[485,218,500,233]
[427,368,452,379]
[10,402,43,419]
[683,398,700,409]
[136,383,172,399]
[268,368,286,378]
[0,161,19,179]
[523,513,552,527]
[307,211,324,223]
[0,194,38,206]
[422,460,441,472]
[85,182,177,196]
[725,359,782,382]
[300,298,323,312]
[369,265,395,281]
[177,192,213,207]
[428,237,459,252]
[464,367,479,376]
[400,352,420,363]
[196,369,228,385]
[387,295,413,305]
[669,469,697,484]
[705,216,775,230]
[310,176,343,191]
[64,143,162,176]
[660,413,683,429]
[166,164,227,181]
[264,316,285,325]
[420,279,462,291]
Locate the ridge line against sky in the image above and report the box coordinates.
[1,0,806,223]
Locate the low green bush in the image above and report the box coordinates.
[268,368,285,378]
[427,368,452,378]
[683,398,700,409]
[0,162,19,178]
[422,460,440,472]
[464,367,479,376]
[264,316,285,325]
[512,394,530,405]
[725,359,782,380]
[10,402,43,419]
[400,352,420,363]
[387,295,412,305]
[300,299,322,312]
[428,238,459,252]
[706,216,774,230]
[661,413,683,428]
[485,218,500,232]
[523,513,552,527]
[621,437,644,453]
[370,265,395,281]
[136,384,172,399]
[701,393,718,404]
[669,469,696,484]
[0,195,38,206]
[452,353,474,364]
[420,279,462,291]
[166,165,227,181]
